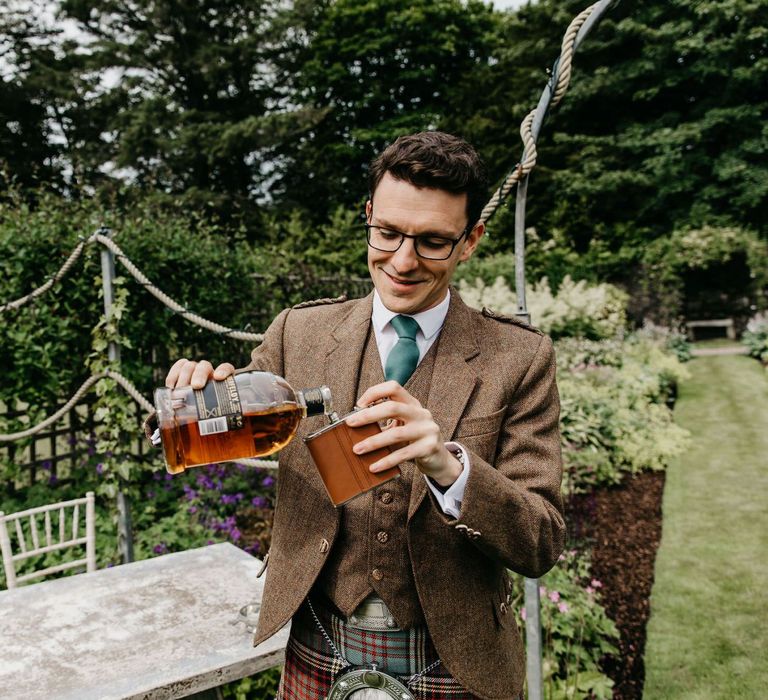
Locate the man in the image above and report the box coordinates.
[166,132,564,699]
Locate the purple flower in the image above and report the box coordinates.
[251,496,268,508]
[182,484,198,501]
[230,527,242,542]
[220,492,244,505]
[261,475,275,488]
[96,463,104,475]
[48,475,58,486]
[153,543,168,555]
[41,460,53,471]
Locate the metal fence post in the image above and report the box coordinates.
[503,5,618,695]
[524,577,544,700]
[99,227,134,564]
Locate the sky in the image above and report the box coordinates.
[491,0,532,10]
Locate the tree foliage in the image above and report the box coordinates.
[0,0,765,298]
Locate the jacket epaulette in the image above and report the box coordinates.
[481,307,543,335]
[292,295,348,310]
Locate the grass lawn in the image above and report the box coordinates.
[644,354,768,699]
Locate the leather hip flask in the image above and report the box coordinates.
[304,412,400,506]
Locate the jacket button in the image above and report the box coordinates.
[319,538,329,553]
[376,531,389,543]
[500,602,508,615]
[380,492,393,504]
[371,568,384,581]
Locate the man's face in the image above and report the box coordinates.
[366,173,484,315]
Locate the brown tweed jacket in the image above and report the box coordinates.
[247,289,564,700]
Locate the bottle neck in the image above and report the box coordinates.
[297,386,337,422]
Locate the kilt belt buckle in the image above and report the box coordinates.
[329,663,413,700]
[306,597,441,700]
[347,595,401,631]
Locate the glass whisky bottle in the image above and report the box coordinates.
[153,371,333,474]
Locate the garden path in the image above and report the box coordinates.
[644,353,768,699]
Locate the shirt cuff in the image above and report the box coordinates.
[424,442,470,520]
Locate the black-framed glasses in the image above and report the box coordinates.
[364,223,470,261]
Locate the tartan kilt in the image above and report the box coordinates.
[276,598,479,699]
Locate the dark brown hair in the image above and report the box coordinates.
[368,131,489,227]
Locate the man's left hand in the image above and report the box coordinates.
[345,380,463,488]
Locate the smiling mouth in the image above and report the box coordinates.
[383,270,424,286]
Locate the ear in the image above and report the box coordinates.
[458,221,484,262]
[365,199,372,222]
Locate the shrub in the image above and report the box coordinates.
[558,336,691,493]
[742,313,768,365]
[458,275,628,340]
[513,549,619,700]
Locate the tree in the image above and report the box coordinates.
[471,0,768,285]
[54,0,319,220]
[274,0,499,219]
[0,5,67,194]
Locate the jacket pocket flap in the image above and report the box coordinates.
[455,406,506,438]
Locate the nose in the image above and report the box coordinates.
[390,237,420,273]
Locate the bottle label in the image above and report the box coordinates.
[193,376,244,435]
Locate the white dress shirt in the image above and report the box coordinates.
[371,291,469,519]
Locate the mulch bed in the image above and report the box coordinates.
[566,470,666,700]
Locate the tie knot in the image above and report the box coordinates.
[390,315,419,341]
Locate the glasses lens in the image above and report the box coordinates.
[414,237,455,260]
[367,226,403,251]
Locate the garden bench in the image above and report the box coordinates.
[685,318,736,341]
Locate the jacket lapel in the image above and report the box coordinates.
[408,289,480,520]
[325,293,375,416]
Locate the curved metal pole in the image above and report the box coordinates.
[512,3,620,699]
[514,0,620,318]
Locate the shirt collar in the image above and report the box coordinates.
[372,290,450,341]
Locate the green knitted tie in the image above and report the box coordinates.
[385,315,421,385]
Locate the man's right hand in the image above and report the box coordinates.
[165,359,235,390]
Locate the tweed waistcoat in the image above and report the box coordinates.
[317,326,438,627]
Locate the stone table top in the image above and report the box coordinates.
[0,543,289,699]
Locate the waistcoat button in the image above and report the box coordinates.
[319,538,329,553]
[371,568,384,581]
[380,492,393,504]
[376,531,389,543]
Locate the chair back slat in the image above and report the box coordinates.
[71,504,79,541]
[30,515,40,550]
[15,519,27,554]
[1,493,97,590]
[45,511,53,548]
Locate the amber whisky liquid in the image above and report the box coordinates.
[160,404,303,474]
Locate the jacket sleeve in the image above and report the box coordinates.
[453,334,565,578]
